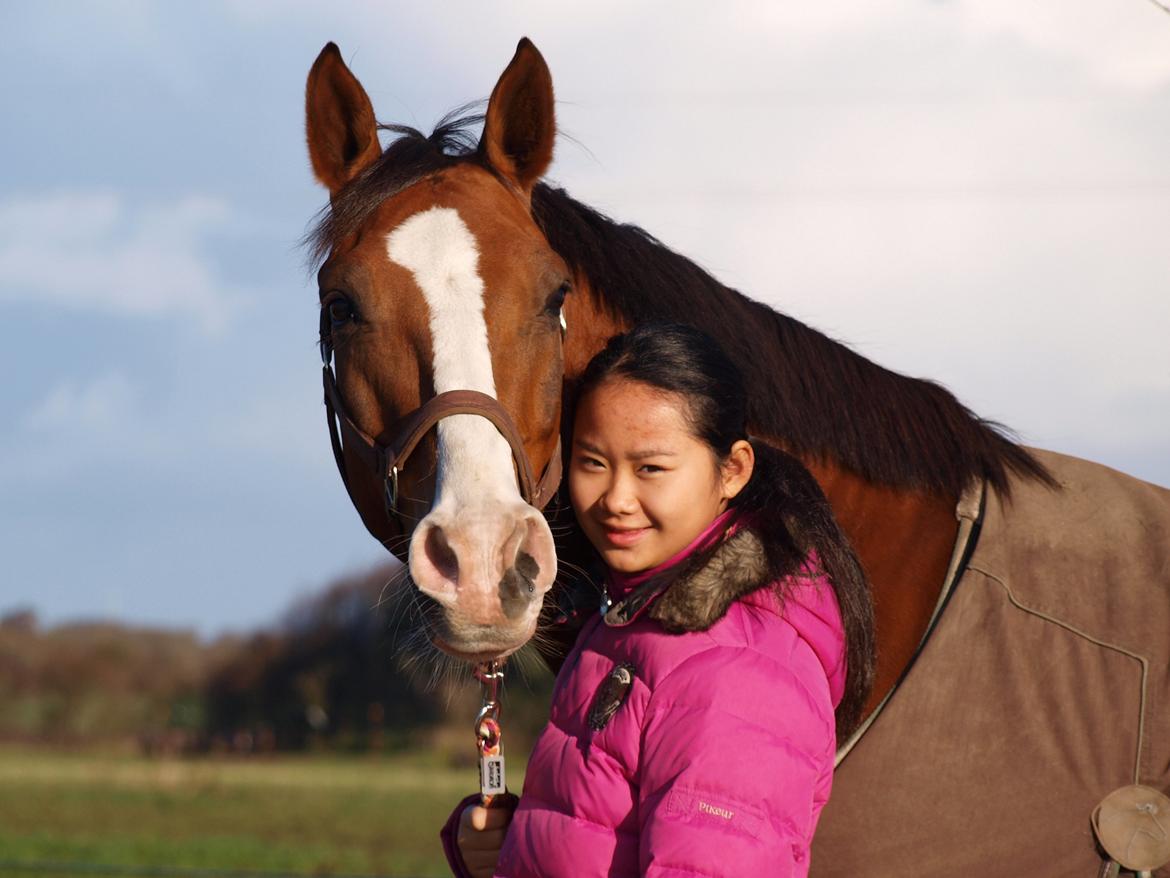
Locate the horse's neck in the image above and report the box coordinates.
[800,455,958,714]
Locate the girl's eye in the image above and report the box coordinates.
[639,464,664,474]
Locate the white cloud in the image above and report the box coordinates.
[959,0,1170,91]
[275,0,1170,99]
[1,371,157,486]
[2,363,336,489]
[21,372,140,435]
[0,191,239,333]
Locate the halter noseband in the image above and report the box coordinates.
[320,341,563,561]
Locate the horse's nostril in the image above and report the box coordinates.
[499,551,540,618]
[515,551,539,589]
[424,525,459,582]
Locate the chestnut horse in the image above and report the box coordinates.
[305,39,1170,877]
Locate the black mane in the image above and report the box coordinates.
[308,116,1052,498]
[531,186,1053,497]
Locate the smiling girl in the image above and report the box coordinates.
[446,323,875,877]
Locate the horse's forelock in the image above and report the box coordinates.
[304,109,487,268]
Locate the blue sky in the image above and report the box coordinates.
[2,1,1168,635]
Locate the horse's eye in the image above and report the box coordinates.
[327,297,355,326]
[545,281,570,315]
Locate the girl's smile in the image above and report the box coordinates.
[569,378,753,574]
[602,526,649,547]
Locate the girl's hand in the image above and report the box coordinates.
[456,798,516,878]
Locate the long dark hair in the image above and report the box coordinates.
[576,323,875,738]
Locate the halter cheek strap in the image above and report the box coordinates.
[321,357,563,559]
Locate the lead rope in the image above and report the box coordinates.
[468,308,558,808]
[473,661,507,806]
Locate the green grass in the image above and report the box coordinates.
[0,748,523,877]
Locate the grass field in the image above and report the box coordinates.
[0,747,520,877]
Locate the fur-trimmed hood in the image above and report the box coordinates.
[603,525,771,632]
[600,517,848,713]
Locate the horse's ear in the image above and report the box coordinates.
[481,38,556,193]
[305,43,381,195]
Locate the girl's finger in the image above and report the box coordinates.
[470,803,514,831]
[465,805,517,833]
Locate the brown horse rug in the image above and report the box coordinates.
[812,449,1170,876]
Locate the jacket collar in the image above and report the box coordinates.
[602,522,848,709]
[603,510,769,631]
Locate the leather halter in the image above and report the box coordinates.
[321,343,563,561]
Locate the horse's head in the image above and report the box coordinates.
[305,39,568,663]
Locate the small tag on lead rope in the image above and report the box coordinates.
[480,753,506,797]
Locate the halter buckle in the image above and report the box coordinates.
[384,465,399,514]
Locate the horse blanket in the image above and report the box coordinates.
[812,449,1170,876]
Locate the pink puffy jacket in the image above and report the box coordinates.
[446,510,847,877]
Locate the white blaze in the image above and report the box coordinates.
[386,207,519,505]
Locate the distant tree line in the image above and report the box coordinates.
[0,565,554,756]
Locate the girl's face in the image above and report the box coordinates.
[569,378,752,574]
